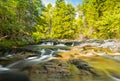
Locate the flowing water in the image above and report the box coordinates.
[0,39,120,81]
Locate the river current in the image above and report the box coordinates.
[0,39,120,81]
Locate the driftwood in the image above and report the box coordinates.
[0,35,8,41]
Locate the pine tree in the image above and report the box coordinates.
[52,0,77,39]
[32,3,53,41]
[80,0,120,39]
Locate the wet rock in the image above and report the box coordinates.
[19,58,100,80]
[0,57,12,66]
[39,38,58,45]
[21,59,71,77]
[64,41,81,46]
[52,53,62,57]
[68,59,97,76]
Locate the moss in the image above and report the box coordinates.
[81,56,120,78]
[69,64,79,74]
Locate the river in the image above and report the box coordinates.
[0,39,120,81]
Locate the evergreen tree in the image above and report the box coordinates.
[80,0,120,39]
[32,3,53,41]
[52,0,77,39]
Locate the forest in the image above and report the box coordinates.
[0,0,120,48]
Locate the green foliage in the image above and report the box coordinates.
[0,40,16,48]
[52,1,76,39]
[32,3,53,42]
[79,0,120,39]
[0,0,43,48]
[33,0,80,40]
[33,0,79,41]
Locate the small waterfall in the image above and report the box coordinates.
[46,42,53,46]
[56,44,66,46]
[6,60,26,69]
[39,43,46,46]
[6,54,13,58]
[39,42,53,46]
[0,65,10,71]
[50,50,55,56]
[71,42,75,46]
[41,49,46,56]
[26,54,54,64]
[6,49,55,69]
[6,56,54,69]
[27,56,38,60]
[57,49,68,52]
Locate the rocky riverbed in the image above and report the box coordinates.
[0,39,120,81]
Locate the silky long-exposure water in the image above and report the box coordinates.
[0,39,120,81]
